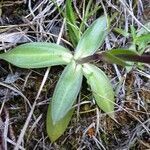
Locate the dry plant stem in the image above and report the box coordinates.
[26,114,43,141]
[119,0,150,32]
[136,69,150,78]
[26,31,72,46]
[14,101,37,150]
[4,107,16,143]
[93,136,106,150]
[0,82,31,108]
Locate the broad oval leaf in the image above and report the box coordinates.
[0,42,73,68]
[51,61,83,124]
[47,103,74,142]
[74,16,108,59]
[83,64,115,119]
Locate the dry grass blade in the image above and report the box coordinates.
[119,0,150,32]
[0,82,31,108]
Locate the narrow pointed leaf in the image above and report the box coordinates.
[74,16,108,59]
[106,49,138,55]
[136,34,150,44]
[104,49,150,64]
[130,25,136,41]
[51,61,83,124]
[83,64,115,119]
[114,27,129,37]
[47,103,74,142]
[0,42,73,68]
[66,0,80,46]
[103,49,138,66]
[103,52,130,67]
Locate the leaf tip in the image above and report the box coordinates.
[108,112,115,120]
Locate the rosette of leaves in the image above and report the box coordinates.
[0,15,149,142]
[0,15,112,141]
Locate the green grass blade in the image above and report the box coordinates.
[0,42,73,68]
[74,15,108,59]
[66,0,76,25]
[83,64,115,119]
[130,25,137,42]
[51,61,83,124]
[66,0,80,46]
[136,34,150,44]
[114,28,129,37]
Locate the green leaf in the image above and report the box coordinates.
[130,25,137,42]
[135,33,150,54]
[125,46,135,72]
[106,49,138,55]
[103,52,130,67]
[104,49,150,64]
[74,16,108,59]
[114,28,129,37]
[66,0,80,46]
[51,61,83,124]
[0,42,73,68]
[136,34,150,44]
[66,0,76,24]
[83,64,115,119]
[103,49,138,66]
[47,103,74,142]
